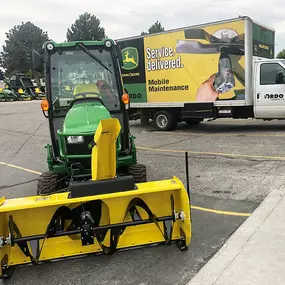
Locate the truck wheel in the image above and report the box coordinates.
[37,171,59,195]
[185,118,203,125]
[129,164,147,183]
[154,110,177,131]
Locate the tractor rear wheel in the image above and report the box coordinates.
[129,164,147,183]
[37,171,60,195]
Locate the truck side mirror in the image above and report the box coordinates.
[32,50,43,72]
[276,72,285,84]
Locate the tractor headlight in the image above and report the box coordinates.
[46,43,54,51]
[66,136,84,144]
[105,40,112,48]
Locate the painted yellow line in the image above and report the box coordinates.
[144,131,285,138]
[0,162,42,175]
[137,146,285,161]
[191,205,251,217]
[0,161,251,217]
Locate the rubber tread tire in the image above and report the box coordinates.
[37,171,59,195]
[129,164,147,183]
[154,110,177,131]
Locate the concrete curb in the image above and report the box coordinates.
[187,186,285,285]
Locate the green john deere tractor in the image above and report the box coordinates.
[32,39,146,194]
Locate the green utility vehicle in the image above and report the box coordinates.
[32,39,146,194]
[0,81,15,101]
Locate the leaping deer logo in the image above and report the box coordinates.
[123,51,137,65]
[121,47,139,70]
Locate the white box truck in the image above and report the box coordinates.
[116,16,284,131]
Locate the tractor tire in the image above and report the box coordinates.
[37,171,59,195]
[129,164,147,183]
[154,110,177,131]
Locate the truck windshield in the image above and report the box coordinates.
[50,48,120,113]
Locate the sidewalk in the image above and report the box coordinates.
[187,185,285,285]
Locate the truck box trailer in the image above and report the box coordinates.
[116,16,283,131]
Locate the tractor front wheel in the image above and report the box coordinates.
[129,164,147,183]
[37,171,60,195]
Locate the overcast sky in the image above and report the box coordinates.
[0,0,285,55]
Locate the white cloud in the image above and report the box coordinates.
[0,0,285,55]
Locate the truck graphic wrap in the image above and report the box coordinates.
[252,23,275,59]
[118,20,246,103]
[117,18,274,104]
[174,21,245,102]
[118,38,147,102]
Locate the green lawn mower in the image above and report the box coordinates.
[5,73,46,100]
[33,39,147,194]
[0,81,17,101]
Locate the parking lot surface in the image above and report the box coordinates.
[1,101,284,284]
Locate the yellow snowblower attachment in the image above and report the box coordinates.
[0,118,191,279]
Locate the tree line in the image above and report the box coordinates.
[1,13,285,79]
[0,12,165,77]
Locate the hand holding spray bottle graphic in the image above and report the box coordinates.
[176,28,245,102]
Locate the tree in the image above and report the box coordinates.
[141,21,165,35]
[277,49,285,59]
[66,12,106,42]
[0,70,4,81]
[0,22,49,76]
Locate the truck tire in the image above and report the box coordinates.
[185,118,203,125]
[129,164,147,183]
[154,110,177,131]
[37,171,59,195]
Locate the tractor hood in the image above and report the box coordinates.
[62,101,111,135]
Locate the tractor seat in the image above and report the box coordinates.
[73,84,101,99]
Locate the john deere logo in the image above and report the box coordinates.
[122,47,139,70]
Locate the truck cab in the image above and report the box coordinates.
[254,59,285,119]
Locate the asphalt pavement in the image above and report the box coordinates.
[0,101,284,284]
[188,183,285,285]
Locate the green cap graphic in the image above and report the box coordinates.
[122,47,139,70]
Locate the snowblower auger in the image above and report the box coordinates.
[0,118,191,279]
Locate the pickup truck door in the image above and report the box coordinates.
[254,61,285,118]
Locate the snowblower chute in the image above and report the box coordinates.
[0,118,191,279]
